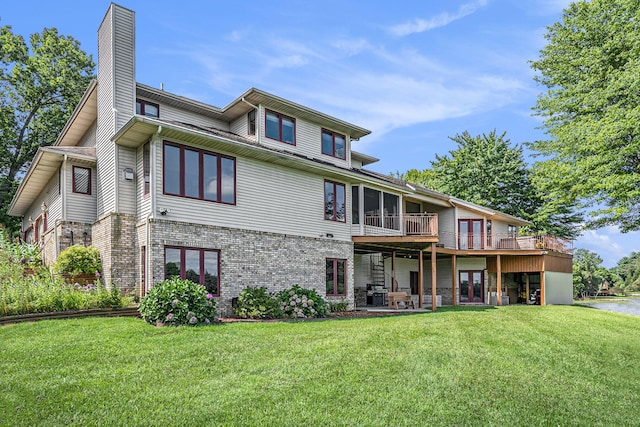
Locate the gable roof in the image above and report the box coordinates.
[7,147,96,216]
[136,84,372,140]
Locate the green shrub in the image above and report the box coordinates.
[328,301,349,313]
[53,245,102,275]
[276,285,327,318]
[233,286,282,319]
[139,277,216,326]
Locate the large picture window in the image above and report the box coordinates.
[325,180,346,222]
[72,166,91,195]
[265,110,295,144]
[163,142,236,204]
[164,247,220,296]
[321,129,346,159]
[326,258,346,296]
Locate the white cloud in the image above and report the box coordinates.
[575,226,639,268]
[388,0,488,36]
[331,38,370,56]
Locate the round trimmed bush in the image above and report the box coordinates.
[139,277,216,326]
[53,245,101,275]
[276,284,328,318]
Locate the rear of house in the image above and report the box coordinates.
[7,3,573,316]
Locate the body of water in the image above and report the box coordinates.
[586,298,640,317]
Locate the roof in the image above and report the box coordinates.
[8,147,96,216]
[135,85,372,140]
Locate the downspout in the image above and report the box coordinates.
[145,210,152,296]
[62,155,68,221]
[241,97,260,142]
[145,125,162,295]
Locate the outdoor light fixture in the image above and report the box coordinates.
[40,202,47,212]
[123,167,134,181]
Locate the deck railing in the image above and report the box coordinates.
[354,213,439,237]
[438,232,573,254]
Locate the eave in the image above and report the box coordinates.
[55,80,98,147]
[112,116,398,193]
[8,147,96,217]
[222,88,371,140]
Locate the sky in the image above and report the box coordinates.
[1,0,637,267]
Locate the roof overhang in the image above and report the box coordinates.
[449,198,531,226]
[222,88,371,140]
[112,116,399,192]
[8,147,96,217]
[55,80,98,147]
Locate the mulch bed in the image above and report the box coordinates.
[218,309,419,323]
[2,308,419,326]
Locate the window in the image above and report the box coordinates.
[410,271,419,295]
[351,186,359,225]
[72,166,91,195]
[265,110,295,144]
[486,220,492,247]
[325,180,345,222]
[508,224,518,238]
[247,109,256,136]
[143,142,150,196]
[458,219,483,250]
[165,247,220,296]
[406,201,421,214]
[163,142,236,204]
[321,129,346,159]
[136,99,159,117]
[326,258,346,296]
[383,193,400,230]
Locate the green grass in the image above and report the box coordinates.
[2,305,640,426]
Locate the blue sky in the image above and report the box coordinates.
[2,0,637,267]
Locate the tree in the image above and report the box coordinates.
[530,0,640,232]
[611,251,640,292]
[0,25,95,233]
[572,248,609,298]
[397,130,581,238]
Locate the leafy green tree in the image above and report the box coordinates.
[530,0,640,232]
[611,251,640,292]
[0,25,95,233]
[397,130,581,238]
[572,248,610,298]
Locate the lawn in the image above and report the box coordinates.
[2,305,640,426]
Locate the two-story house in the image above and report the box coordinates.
[8,3,573,316]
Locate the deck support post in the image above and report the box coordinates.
[418,249,424,308]
[431,243,437,312]
[497,254,502,306]
[392,251,397,292]
[451,254,457,305]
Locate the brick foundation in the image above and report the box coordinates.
[147,219,354,316]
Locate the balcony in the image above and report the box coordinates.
[352,213,438,237]
[438,232,573,254]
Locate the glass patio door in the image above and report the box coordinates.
[459,271,484,303]
[458,219,483,249]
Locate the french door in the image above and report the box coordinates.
[459,270,484,303]
[458,219,483,249]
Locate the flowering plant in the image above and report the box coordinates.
[234,286,282,319]
[139,277,216,326]
[276,285,327,318]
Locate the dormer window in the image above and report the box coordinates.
[136,99,159,118]
[247,110,256,136]
[265,110,295,145]
[321,129,346,159]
